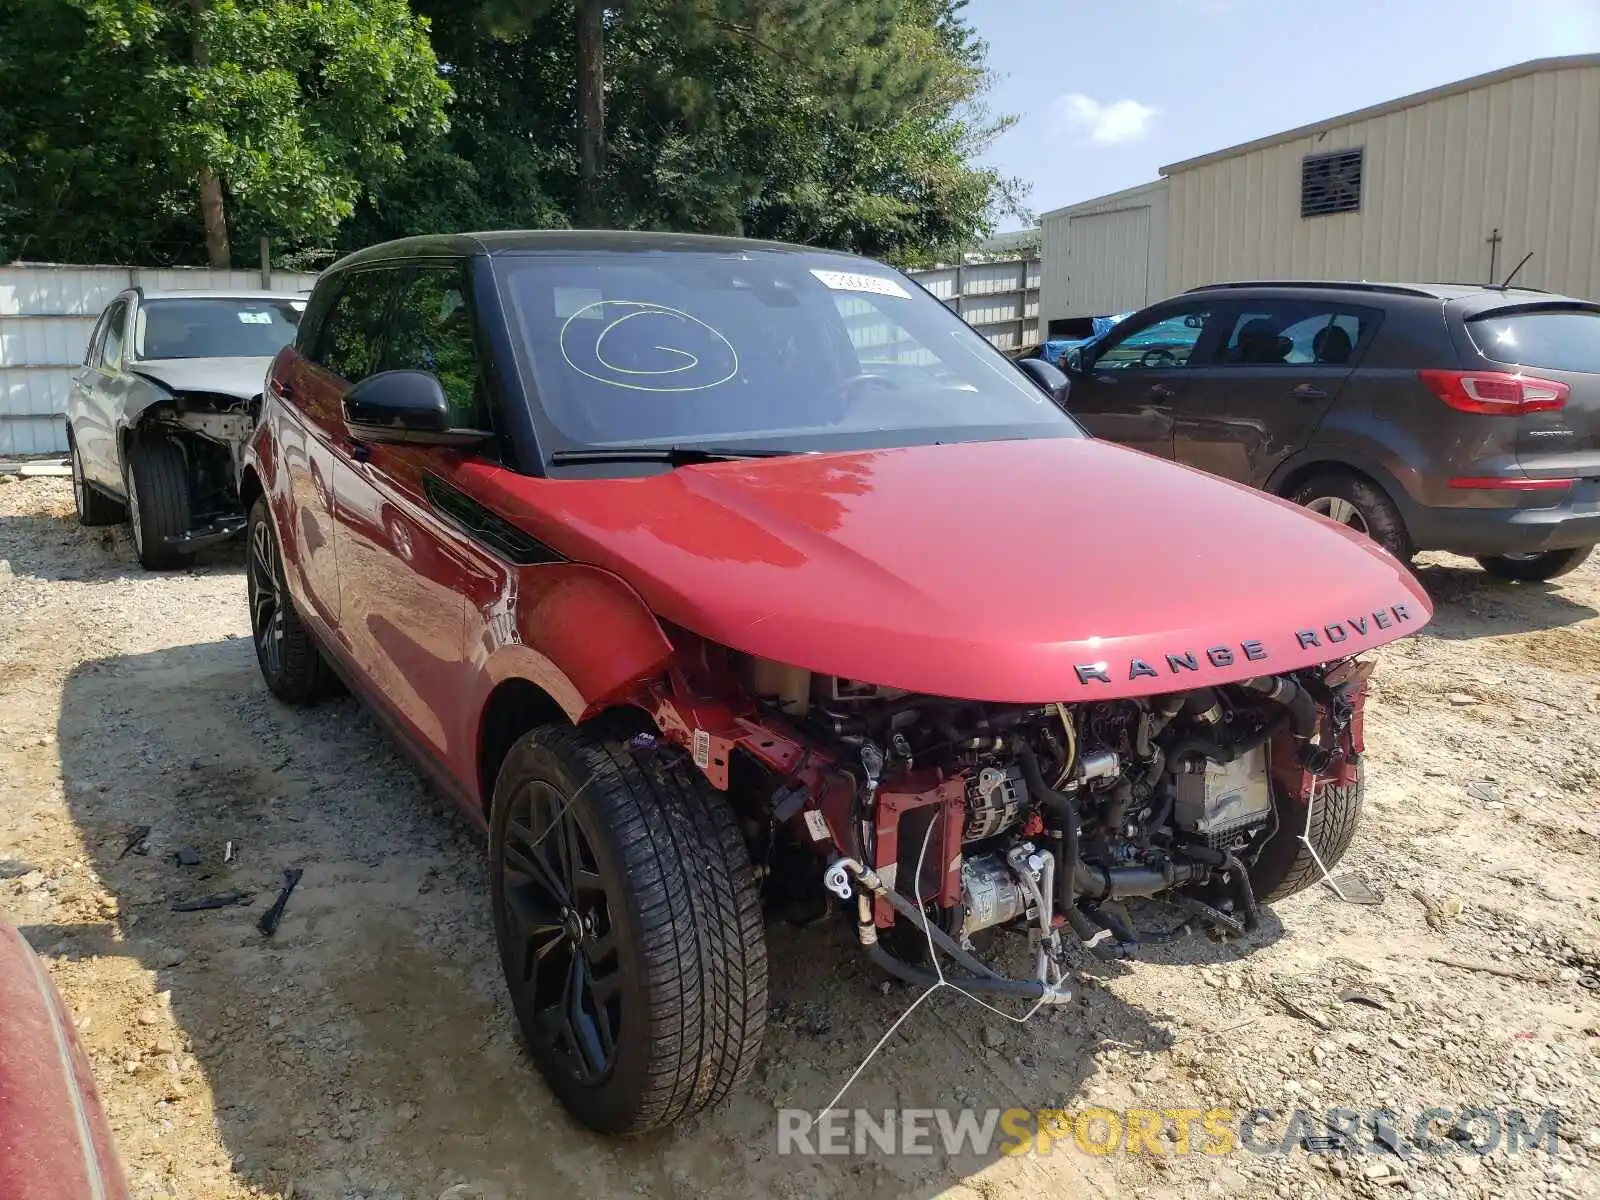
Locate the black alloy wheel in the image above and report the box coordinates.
[498,778,623,1086]
[489,721,767,1134]
[249,513,286,681]
[245,496,336,705]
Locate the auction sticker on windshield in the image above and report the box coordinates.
[810,269,911,299]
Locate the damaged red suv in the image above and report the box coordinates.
[242,232,1431,1134]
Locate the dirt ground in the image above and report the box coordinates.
[2,472,1597,1200]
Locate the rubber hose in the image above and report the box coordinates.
[1241,676,1317,740]
[866,873,1008,981]
[1224,849,1262,932]
[868,943,1049,997]
[1066,908,1133,960]
[1014,740,1079,915]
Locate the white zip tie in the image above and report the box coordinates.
[816,815,1052,1119]
[1299,773,1352,902]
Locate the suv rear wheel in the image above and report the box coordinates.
[489,719,766,1134]
[70,435,125,527]
[1476,546,1593,582]
[1290,472,1412,561]
[247,497,337,704]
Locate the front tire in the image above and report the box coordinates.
[70,435,125,526]
[489,719,767,1135]
[1476,546,1593,582]
[247,497,336,705]
[1248,764,1364,903]
[1290,472,1412,561]
[123,430,192,570]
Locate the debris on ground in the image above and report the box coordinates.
[171,891,250,913]
[256,867,303,937]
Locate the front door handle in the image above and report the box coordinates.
[1148,383,1175,399]
[1291,383,1328,400]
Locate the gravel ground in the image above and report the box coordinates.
[1,473,1597,1200]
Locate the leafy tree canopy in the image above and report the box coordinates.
[1,0,1024,268]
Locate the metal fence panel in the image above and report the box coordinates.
[907,257,1041,351]
[0,263,319,456]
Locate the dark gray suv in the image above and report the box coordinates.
[1057,281,1600,581]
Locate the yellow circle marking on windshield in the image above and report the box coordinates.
[559,300,739,393]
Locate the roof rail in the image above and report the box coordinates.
[1434,281,1552,294]
[1184,280,1443,299]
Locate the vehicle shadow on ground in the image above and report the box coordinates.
[55,638,1204,1200]
[0,511,245,583]
[1409,556,1598,638]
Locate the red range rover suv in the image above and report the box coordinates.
[243,232,1431,1134]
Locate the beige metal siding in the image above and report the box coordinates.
[1040,180,1168,325]
[1069,207,1151,314]
[1166,61,1600,299]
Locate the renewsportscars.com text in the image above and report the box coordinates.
[776,1105,1566,1159]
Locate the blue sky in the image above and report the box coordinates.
[969,0,1600,229]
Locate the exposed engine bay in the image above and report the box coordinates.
[650,648,1373,1003]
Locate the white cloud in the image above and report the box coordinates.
[1052,94,1159,146]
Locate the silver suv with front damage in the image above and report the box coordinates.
[67,288,304,568]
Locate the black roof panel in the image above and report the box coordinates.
[327,229,869,275]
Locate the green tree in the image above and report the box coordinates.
[0,0,448,266]
[363,0,1021,262]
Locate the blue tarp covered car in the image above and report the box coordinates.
[1034,312,1131,366]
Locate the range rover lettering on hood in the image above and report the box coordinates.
[1073,602,1417,686]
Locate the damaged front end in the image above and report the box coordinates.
[643,637,1385,1004]
[127,385,258,551]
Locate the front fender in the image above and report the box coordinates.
[479,563,675,724]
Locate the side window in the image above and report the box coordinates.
[99,301,129,370]
[379,263,487,429]
[1093,309,1215,370]
[1220,304,1372,366]
[83,309,110,366]
[311,270,395,384]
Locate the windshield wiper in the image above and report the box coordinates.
[549,445,799,466]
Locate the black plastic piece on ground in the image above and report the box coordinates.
[171,890,248,912]
[257,867,303,937]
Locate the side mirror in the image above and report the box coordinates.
[1016,356,1071,406]
[342,370,490,448]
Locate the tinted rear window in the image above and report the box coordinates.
[1467,308,1600,373]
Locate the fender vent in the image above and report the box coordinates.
[422,474,565,566]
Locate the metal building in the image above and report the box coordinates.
[1038,54,1600,330]
[1040,179,1168,326]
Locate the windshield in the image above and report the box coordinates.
[495,251,1081,458]
[134,298,304,361]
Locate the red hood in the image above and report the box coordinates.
[471,439,1432,702]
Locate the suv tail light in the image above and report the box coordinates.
[1418,369,1568,414]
